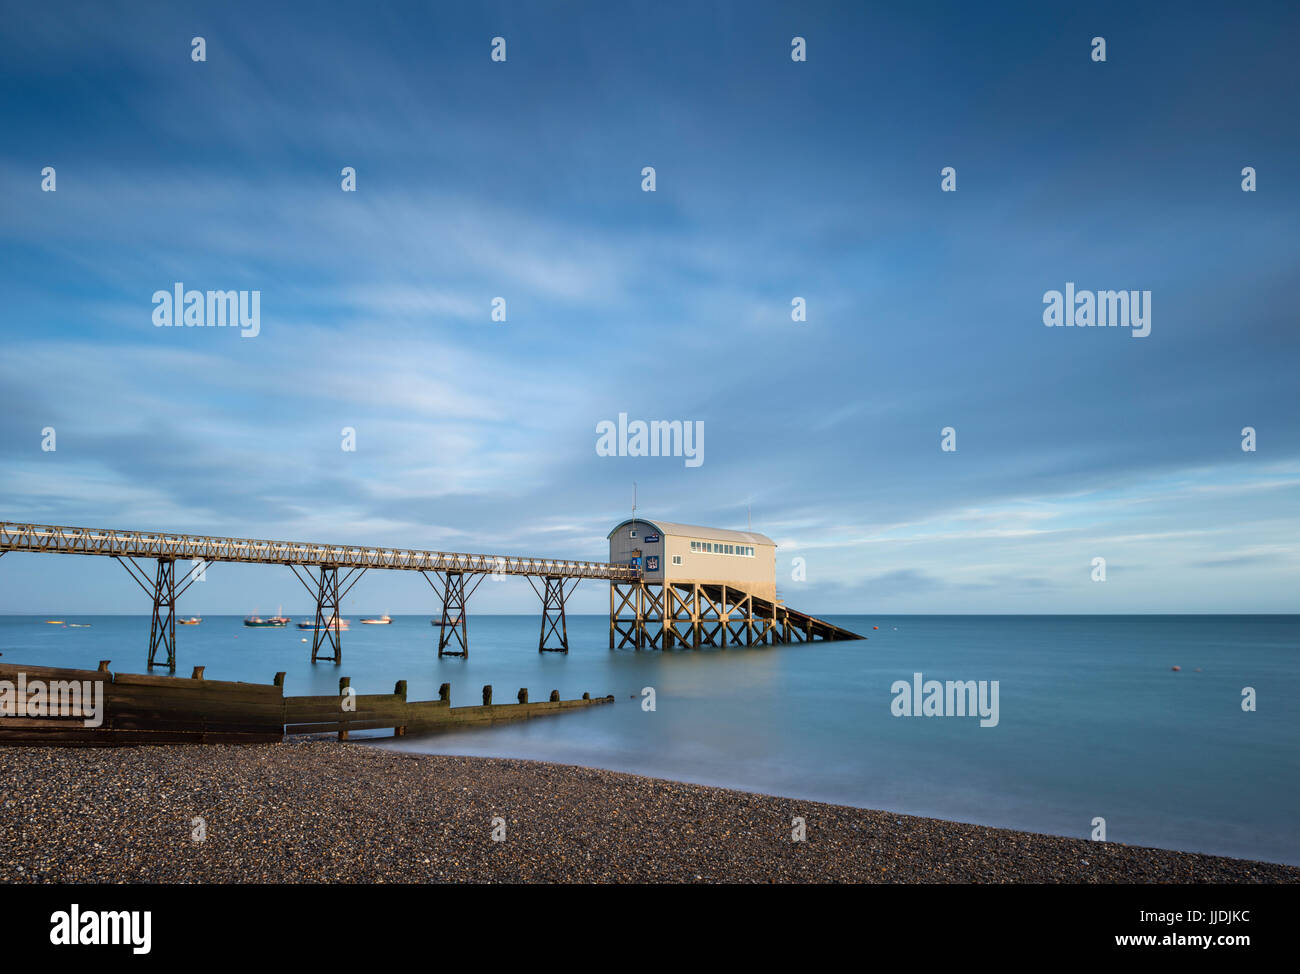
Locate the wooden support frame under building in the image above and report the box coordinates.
[611,581,861,650]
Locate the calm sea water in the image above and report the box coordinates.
[2,613,1296,865]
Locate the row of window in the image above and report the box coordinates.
[689,541,755,557]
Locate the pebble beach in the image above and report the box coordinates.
[0,741,1295,884]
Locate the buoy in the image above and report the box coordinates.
[1171,666,1181,672]
[873,626,879,630]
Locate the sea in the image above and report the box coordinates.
[2,613,1296,865]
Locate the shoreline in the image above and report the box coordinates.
[1,741,1295,883]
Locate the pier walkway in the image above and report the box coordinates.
[0,519,861,669]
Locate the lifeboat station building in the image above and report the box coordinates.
[605,518,859,649]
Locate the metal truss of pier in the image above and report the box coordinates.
[609,581,863,650]
[528,575,580,653]
[0,520,639,669]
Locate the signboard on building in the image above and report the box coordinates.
[646,556,659,571]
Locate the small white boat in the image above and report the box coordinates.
[298,616,350,631]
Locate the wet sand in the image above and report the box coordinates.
[0,741,1294,883]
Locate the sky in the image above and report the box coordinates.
[0,0,1297,615]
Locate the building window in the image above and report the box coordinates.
[630,530,636,538]
[682,539,764,555]
[671,555,682,566]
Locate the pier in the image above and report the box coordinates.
[0,518,861,669]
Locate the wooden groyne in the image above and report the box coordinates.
[0,662,613,746]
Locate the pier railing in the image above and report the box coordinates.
[0,521,641,581]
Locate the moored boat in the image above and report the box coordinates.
[360,614,392,624]
[298,616,350,631]
[244,615,287,628]
[178,616,202,625]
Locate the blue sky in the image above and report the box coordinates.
[1,0,1297,615]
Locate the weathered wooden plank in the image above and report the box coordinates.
[0,731,115,745]
[111,672,282,697]
[285,720,404,735]
[0,717,100,729]
[282,693,404,715]
[104,694,283,714]
[282,708,408,724]
[105,699,287,722]
[108,716,282,734]
[0,663,109,682]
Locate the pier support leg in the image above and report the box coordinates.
[533,575,573,653]
[439,572,469,657]
[311,565,343,664]
[147,558,177,671]
[288,564,366,664]
[114,555,205,671]
[422,570,484,658]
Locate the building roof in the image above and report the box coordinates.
[606,518,775,547]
